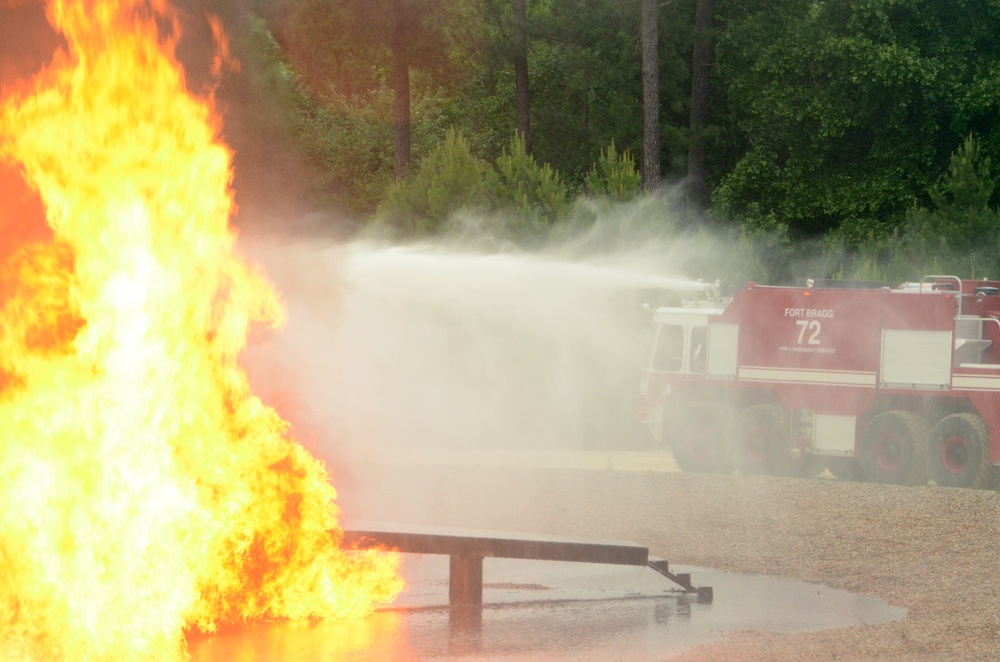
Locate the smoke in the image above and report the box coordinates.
[0,1,61,94]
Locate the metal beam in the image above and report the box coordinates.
[342,522,649,566]
[341,522,711,606]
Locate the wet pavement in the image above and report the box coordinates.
[188,554,905,661]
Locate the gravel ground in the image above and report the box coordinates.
[345,462,1000,661]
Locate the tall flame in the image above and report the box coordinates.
[0,1,402,660]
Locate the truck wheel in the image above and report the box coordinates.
[826,457,858,482]
[927,414,994,489]
[859,411,930,485]
[670,403,734,473]
[733,404,789,475]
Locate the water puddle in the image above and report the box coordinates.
[188,555,905,661]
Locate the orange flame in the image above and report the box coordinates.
[0,1,402,659]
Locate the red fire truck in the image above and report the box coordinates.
[639,275,1000,488]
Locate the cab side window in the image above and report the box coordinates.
[689,326,707,373]
[652,324,684,371]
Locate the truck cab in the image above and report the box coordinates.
[638,302,725,446]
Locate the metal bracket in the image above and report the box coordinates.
[648,557,713,603]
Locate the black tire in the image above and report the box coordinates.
[927,413,994,489]
[826,456,859,482]
[669,402,734,474]
[732,404,789,475]
[859,411,930,485]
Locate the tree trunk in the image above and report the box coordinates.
[686,0,714,211]
[640,0,660,191]
[513,0,531,153]
[392,57,411,180]
[392,1,411,180]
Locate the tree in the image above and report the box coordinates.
[376,128,496,234]
[524,0,646,181]
[902,135,1000,277]
[513,0,531,153]
[237,15,397,217]
[492,132,568,231]
[685,0,713,210]
[585,140,641,200]
[475,0,535,158]
[270,0,465,181]
[712,0,1000,243]
[640,0,659,191]
[390,0,413,178]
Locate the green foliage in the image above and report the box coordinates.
[898,135,1000,278]
[713,0,1000,242]
[244,16,395,215]
[290,85,398,215]
[691,227,773,286]
[491,133,569,233]
[827,136,1000,284]
[375,129,496,235]
[249,0,1000,262]
[828,231,892,284]
[262,0,490,214]
[270,0,479,97]
[460,0,693,186]
[831,259,884,285]
[584,141,642,200]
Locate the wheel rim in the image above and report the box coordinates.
[941,435,970,474]
[680,419,719,462]
[876,432,902,470]
[687,432,708,461]
[677,428,702,460]
[743,425,770,462]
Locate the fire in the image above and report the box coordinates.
[0,0,402,659]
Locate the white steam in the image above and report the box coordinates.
[238,227,707,518]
